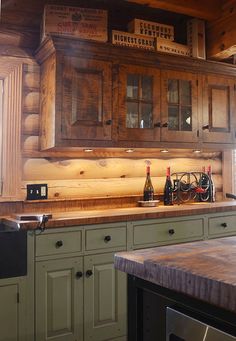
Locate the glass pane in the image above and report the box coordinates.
[141,103,153,128]
[181,107,192,131]
[127,74,139,99]
[168,79,179,104]
[181,80,191,106]
[126,102,139,128]
[168,106,179,130]
[141,75,152,100]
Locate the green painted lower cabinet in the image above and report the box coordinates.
[0,278,27,341]
[35,251,127,341]
[36,257,84,341]
[84,253,127,341]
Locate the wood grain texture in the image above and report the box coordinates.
[3,201,236,230]
[114,235,236,312]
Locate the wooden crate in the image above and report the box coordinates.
[41,5,108,42]
[155,38,190,57]
[112,30,155,50]
[128,18,174,41]
[187,18,206,59]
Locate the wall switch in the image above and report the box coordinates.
[26,184,48,200]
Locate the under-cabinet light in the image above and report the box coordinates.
[160,149,169,153]
[125,149,135,153]
[84,149,93,153]
[193,149,201,153]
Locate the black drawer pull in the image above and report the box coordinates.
[104,235,112,242]
[221,222,228,228]
[86,270,93,278]
[105,119,112,125]
[55,240,63,248]
[168,229,175,235]
[76,271,83,279]
[202,124,210,130]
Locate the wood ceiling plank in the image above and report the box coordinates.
[125,0,222,20]
[207,0,236,59]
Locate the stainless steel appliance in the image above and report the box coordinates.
[166,307,236,341]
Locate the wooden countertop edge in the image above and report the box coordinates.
[114,237,236,313]
[3,201,236,230]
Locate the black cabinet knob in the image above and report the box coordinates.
[104,235,112,242]
[55,240,63,248]
[105,119,112,125]
[221,222,228,228]
[202,124,210,130]
[76,271,83,279]
[168,229,175,235]
[86,270,93,277]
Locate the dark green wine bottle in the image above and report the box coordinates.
[163,166,173,205]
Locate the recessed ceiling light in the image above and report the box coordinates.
[125,149,135,153]
[84,149,93,152]
[160,149,169,153]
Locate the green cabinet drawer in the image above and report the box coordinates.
[36,231,82,257]
[208,214,236,237]
[85,227,126,251]
[133,218,204,248]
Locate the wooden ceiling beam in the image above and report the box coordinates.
[207,0,236,60]
[125,0,222,20]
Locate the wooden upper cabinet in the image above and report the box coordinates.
[117,64,161,142]
[202,74,235,144]
[61,56,112,142]
[161,70,199,143]
[38,41,112,150]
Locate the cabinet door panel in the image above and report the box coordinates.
[84,253,127,341]
[61,56,112,141]
[36,257,83,341]
[161,70,199,142]
[0,284,18,341]
[202,75,235,143]
[118,64,161,142]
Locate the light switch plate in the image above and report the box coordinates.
[26,184,48,200]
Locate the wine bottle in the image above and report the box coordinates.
[163,166,173,205]
[143,165,154,201]
[207,165,216,202]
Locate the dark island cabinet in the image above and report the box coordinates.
[36,36,236,150]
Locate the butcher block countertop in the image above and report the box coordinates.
[114,236,236,313]
[3,201,236,230]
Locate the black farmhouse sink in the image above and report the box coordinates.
[0,224,27,279]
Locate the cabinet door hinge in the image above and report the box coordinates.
[17,292,20,304]
[196,79,199,86]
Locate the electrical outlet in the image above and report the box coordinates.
[26,184,48,200]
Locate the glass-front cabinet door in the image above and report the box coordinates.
[118,65,161,142]
[161,70,199,142]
